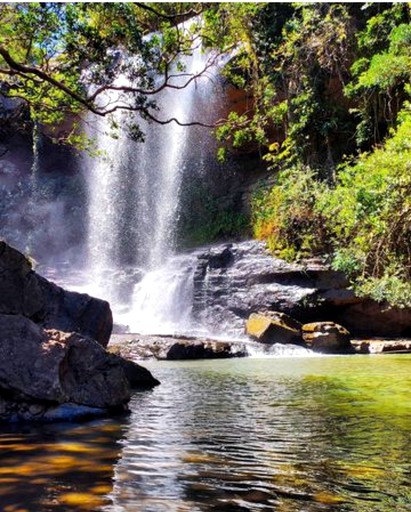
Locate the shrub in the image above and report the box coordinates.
[251,165,329,260]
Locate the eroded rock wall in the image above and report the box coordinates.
[0,240,112,346]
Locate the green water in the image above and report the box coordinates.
[0,355,410,511]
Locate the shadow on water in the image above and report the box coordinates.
[0,418,125,512]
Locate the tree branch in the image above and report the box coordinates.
[138,109,225,128]
[0,44,226,129]
[87,53,219,102]
[134,3,203,23]
[0,45,101,115]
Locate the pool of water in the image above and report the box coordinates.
[0,355,410,511]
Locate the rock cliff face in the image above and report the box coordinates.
[192,241,411,337]
[0,241,159,422]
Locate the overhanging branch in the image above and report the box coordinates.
[0,44,227,129]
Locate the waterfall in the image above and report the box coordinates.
[84,44,221,333]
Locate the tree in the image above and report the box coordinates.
[0,2,222,146]
[205,3,359,173]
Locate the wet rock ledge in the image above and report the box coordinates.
[0,241,159,423]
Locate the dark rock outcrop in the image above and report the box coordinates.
[0,240,112,346]
[110,354,161,388]
[336,301,411,338]
[0,241,159,422]
[167,339,246,360]
[0,314,130,421]
[110,334,248,361]
[193,241,344,338]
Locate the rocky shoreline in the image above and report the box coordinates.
[109,333,411,361]
[1,238,411,422]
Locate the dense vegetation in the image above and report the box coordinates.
[1,3,411,306]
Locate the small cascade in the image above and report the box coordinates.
[121,254,196,335]
[246,342,315,358]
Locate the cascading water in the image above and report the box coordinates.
[84,43,221,334]
[25,122,41,255]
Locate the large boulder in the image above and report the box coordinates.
[302,321,355,354]
[166,339,247,360]
[246,311,303,345]
[110,354,161,388]
[0,241,160,422]
[0,241,112,346]
[0,314,130,422]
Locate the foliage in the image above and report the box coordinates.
[355,274,411,308]
[345,4,411,147]
[323,105,411,305]
[205,3,358,176]
[204,3,410,183]
[181,195,250,248]
[254,105,411,306]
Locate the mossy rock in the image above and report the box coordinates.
[245,311,303,345]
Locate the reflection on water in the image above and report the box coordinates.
[0,355,410,511]
[0,419,124,512]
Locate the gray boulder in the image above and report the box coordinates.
[166,339,247,360]
[302,321,355,354]
[0,241,112,346]
[110,334,248,361]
